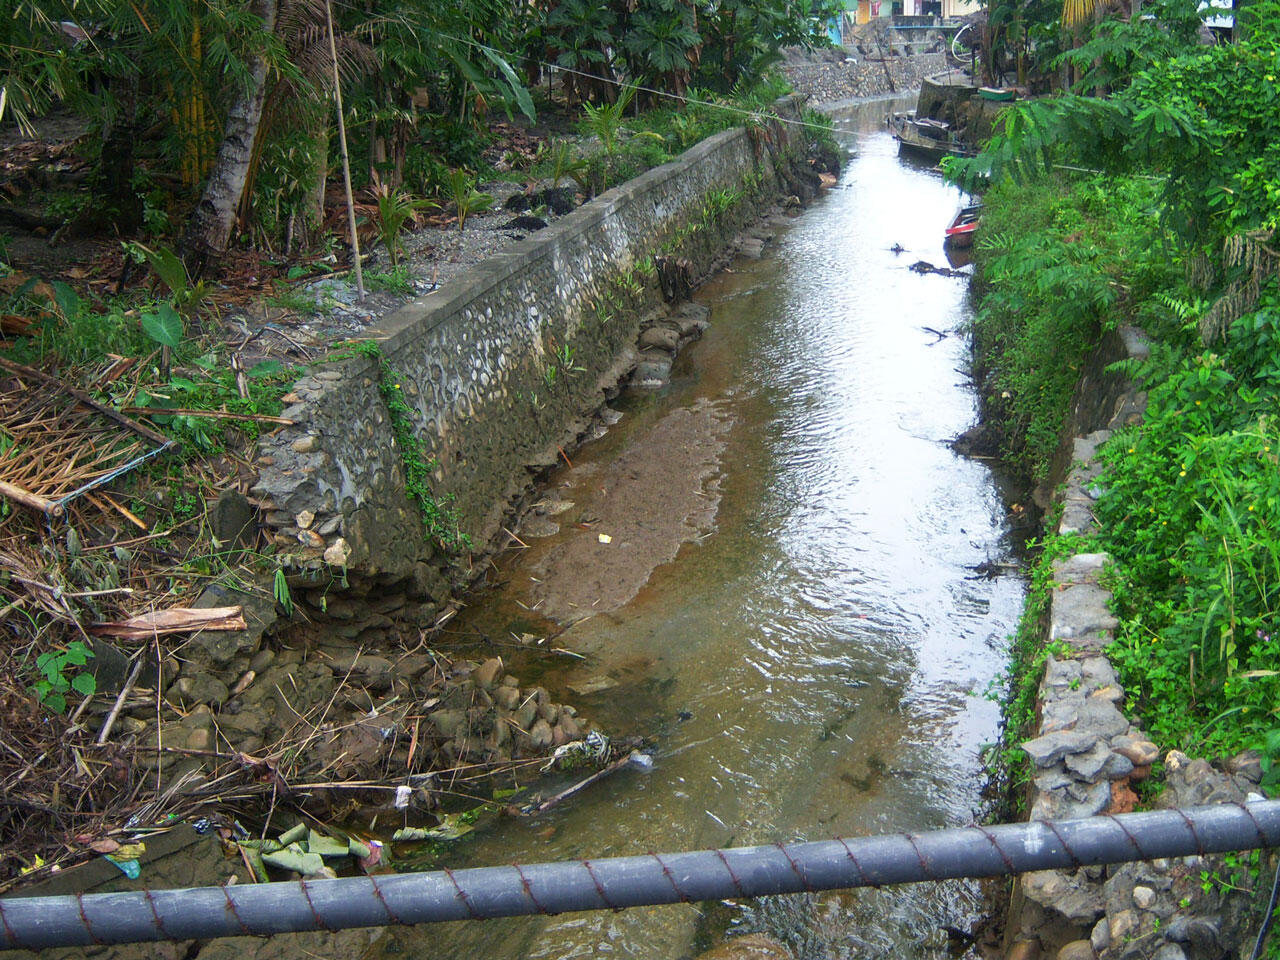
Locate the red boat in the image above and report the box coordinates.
[944,202,982,247]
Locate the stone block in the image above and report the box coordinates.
[1023,730,1099,766]
[1050,583,1118,644]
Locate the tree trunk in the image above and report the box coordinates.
[179,0,279,277]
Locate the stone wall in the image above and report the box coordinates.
[781,52,948,105]
[248,108,806,613]
[1003,326,1272,960]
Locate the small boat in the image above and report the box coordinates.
[887,111,976,162]
[978,86,1017,102]
[944,202,982,247]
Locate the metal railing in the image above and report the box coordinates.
[2,801,1278,951]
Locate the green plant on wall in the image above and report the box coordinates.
[351,341,469,552]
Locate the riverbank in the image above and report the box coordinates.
[967,171,1280,960]
[0,87,835,897]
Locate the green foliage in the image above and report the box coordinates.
[274,568,294,617]
[364,266,415,294]
[581,84,640,157]
[370,181,435,267]
[29,640,95,715]
[948,2,1280,249]
[349,340,469,553]
[970,172,1179,484]
[986,528,1079,814]
[536,139,590,192]
[446,169,493,232]
[1096,294,1280,757]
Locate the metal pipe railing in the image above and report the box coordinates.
[3,801,1278,951]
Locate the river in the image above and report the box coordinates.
[371,97,1026,960]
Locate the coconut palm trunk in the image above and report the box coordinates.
[180,0,279,276]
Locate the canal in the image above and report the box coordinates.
[374,98,1026,960]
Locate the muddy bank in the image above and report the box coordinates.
[528,397,731,622]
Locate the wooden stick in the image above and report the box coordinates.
[325,0,364,301]
[0,478,61,516]
[119,407,295,425]
[0,355,172,447]
[97,656,146,745]
[524,752,633,815]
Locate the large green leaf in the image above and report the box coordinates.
[480,47,536,123]
[141,303,183,348]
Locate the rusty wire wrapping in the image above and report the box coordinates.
[2,801,1279,951]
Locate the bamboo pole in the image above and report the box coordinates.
[325,0,364,301]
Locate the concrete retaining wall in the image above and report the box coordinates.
[247,108,805,611]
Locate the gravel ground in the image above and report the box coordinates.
[232,178,580,362]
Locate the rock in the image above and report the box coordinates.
[323,537,351,566]
[429,709,467,740]
[473,658,504,691]
[521,515,561,538]
[559,714,582,739]
[1102,751,1135,780]
[1225,750,1263,783]
[1057,939,1096,960]
[1132,885,1156,909]
[1090,918,1110,954]
[1022,870,1106,923]
[1111,735,1159,766]
[250,648,276,673]
[1022,730,1099,766]
[1044,657,1083,689]
[291,435,319,453]
[295,510,315,530]
[328,653,394,691]
[1162,916,1220,952]
[1032,780,1111,820]
[530,718,554,749]
[632,351,673,386]
[671,302,710,337]
[1151,945,1187,960]
[1005,940,1040,960]
[168,674,230,709]
[1108,909,1147,945]
[1089,685,1125,703]
[493,685,521,710]
[1080,656,1117,687]
[1075,699,1130,738]
[1164,750,1190,772]
[693,933,794,960]
[514,699,538,730]
[185,728,212,751]
[568,676,618,696]
[1064,742,1114,779]
[211,489,257,551]
[638,326,680,352]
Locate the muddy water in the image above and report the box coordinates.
[375,102,1024,960]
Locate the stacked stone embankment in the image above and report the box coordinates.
[781,51,949,104]
[1004,326,1272,960]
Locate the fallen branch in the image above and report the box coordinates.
[88,605,246,639]
[522,752,634,816]
[119,407,296,426]
[97,656,145,744]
